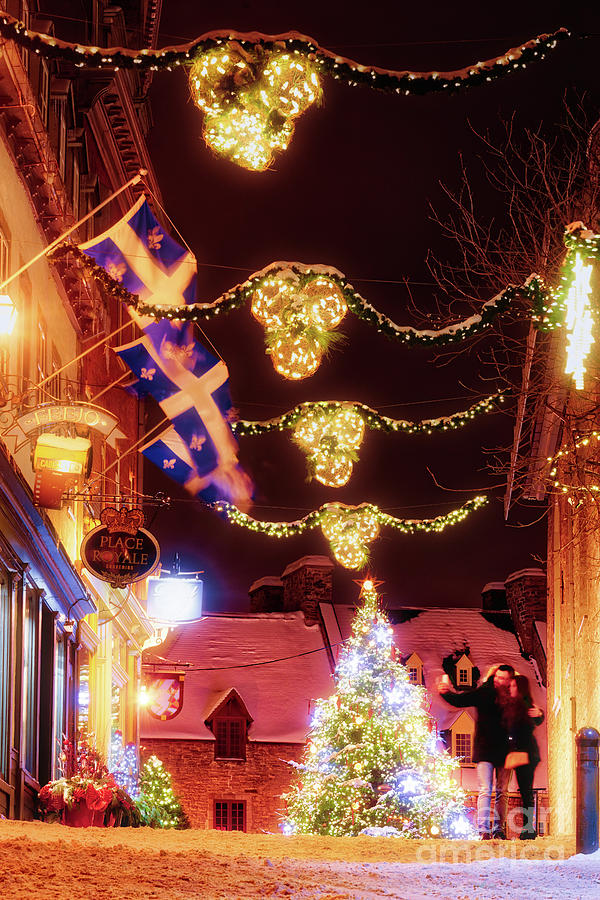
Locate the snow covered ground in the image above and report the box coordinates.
[1,820,599,899]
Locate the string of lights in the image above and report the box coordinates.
[0,12,570,84]
[232,394,506,487]
[50,245,543,375]
[211,496,488,569]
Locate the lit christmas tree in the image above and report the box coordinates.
[283,579,475,837]
[109,731,140,798]
[137,755,188,828]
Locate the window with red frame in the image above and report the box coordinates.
[214,800,246,831]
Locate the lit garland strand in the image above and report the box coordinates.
[232,394,506,488]
[564,253,594,390]
[282,579,475,838]
[0,13,570,82]
[211,496,488,569]
[547,431,600,497]
[531,223,600,391]
[50,246,543,367]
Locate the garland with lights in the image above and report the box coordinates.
[0,14,573,167]
[282,579,475,838]
[532,223,600,390]
[0,13,570,82]
[51,244,543,378]
[211,496,487,569]
[233,394,506,487]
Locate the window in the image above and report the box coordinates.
[455,732,472,763]
[214,800,246,831]
[457,668,470,685]
[53,637,66,775]
[22,590,39,776]
[0,578,11,781]
[214,718,246,760]
[38,60,49,126]
[408,667,419,683]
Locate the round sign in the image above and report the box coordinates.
[81,524,160,587]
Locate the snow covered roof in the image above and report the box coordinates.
[320,603,548,788]
[140,611,333,743]
[505,567,545,584]
[281,555,334,577]
[248,576,283,593]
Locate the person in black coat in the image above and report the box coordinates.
[503,674,544,840]
[439,663,515,839]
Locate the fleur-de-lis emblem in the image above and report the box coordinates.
[106,261,127,282]
[190,434,206,451]
[148,226,164,250]
[140,367,156,381]
[163,458,176,469]
[162,341,196,368]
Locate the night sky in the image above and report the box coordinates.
[131,1,600,611]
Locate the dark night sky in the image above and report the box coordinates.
[130,0,600,611]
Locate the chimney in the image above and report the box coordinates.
[481,581,508,611]
[281,556,334,624]
[248,577,283,613]
[504,568,546,657]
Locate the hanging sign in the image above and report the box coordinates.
[80,507,160,587]
[146,576,203,624]
[145,674,185,721]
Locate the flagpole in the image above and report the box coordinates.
[0,168,148,293]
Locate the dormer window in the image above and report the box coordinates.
[404,652,424,686]
[205,689,253,761]
[451,710,475,766]
[455,653,474,688]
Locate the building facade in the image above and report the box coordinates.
[0,1,161,818]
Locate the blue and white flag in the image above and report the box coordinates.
[79,196,251,506]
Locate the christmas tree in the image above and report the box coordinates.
[283,579,475,838]
[137,755,188,828]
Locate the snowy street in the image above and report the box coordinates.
[2,821,600,899]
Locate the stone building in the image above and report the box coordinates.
[140,561,334,831]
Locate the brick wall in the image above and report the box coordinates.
[281,557,334,623]
[504,568,546,657]
[141,739,303,831]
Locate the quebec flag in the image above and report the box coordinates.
[79,196,252,507]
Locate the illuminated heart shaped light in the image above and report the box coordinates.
[293,404,365,487]
[251,276,347,379]
[320,503,380,569]
[190,45,321,171]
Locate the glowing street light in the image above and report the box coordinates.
[0,294,17,334]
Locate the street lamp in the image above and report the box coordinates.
[0,294,17,334]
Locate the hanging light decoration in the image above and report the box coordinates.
[189,43,256,115]
[320,503,380,569]
[564,251,595,390]
[251,275,347,379]
[293,403,365,486]
[190,43,321,171]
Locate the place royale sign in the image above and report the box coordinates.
[81,507,160,588]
